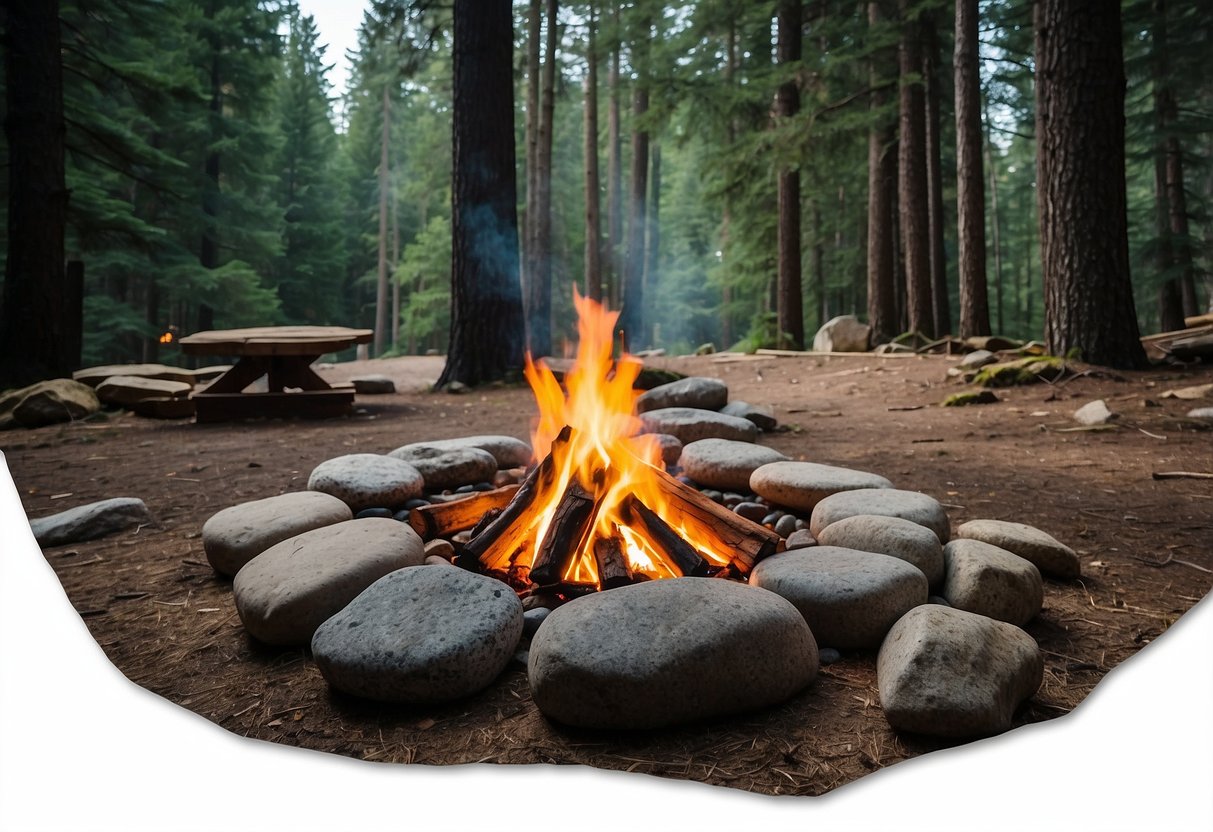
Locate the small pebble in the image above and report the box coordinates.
[403,498,431,510]
[392,509,410,523]
[473,482,494,492]
[702,489,724,504]
[455,484,475,494]
[774,514,798,538]
[723,492,745,507]
[523,607,552,637]
[355,507,394,519]
[795,518,810,531]
[424,554,455,568]
[733,502,769,522]
[785,529,817,549]
[424,539,455,560]
[761,511,782,526]
[819,648,841,665]
[523,593,560,611]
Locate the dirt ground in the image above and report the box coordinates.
[4,350,1212,796]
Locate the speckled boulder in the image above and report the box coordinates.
[942,539,1043,626]
[816,514,945,588]
[749,546,928,649]
[750,461,894,512]
[678,439,789,492]
[311,566,523,703]
[528,578,817,730]
[639,407,759,444]
[956,519,1080,579]
[389,435,532,469]
[0,379,100,430]
[387,444,498,491]
[203,491,353,577]
[307,453,425,511]
[635,376,729,414]
[809,488,950,543]
[233,518,424,646]
[878,604,1043,737]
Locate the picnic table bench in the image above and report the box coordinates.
[178,326,373,422]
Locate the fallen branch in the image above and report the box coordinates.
[1151,471,1213,481]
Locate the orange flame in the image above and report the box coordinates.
[487,291,733,588]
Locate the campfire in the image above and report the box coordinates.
[409,294,780,598]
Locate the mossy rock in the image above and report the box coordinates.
[941,390,1000,407]
[634,367,687,390]
[973,356,1065,387]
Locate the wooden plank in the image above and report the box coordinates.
[1183,313,1213,328]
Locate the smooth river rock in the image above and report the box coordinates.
[942,539,1043,627]
[311,566,523,704]
[233,518,425,646]
[750,461,894,513]
[639,407,759,444]
[956,519,1080,579]
[528,578,817,730]
[29,497,154,548]
[635,376,729,414]
[307,453,425,511]
[389,435,532,468]
[203,490,354,577]
[719,400,778,431]
[678,438,789,492]
[816,514,945,588]
[877,604,1043,737]
[809,488,951,543]
[386,444,498,491]
[748,547,928,649]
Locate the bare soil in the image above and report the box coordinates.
[5,352,1212,796]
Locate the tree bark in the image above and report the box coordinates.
[866,0,898,344]
[606,1,623,309]
[583,3,603,302]
[1035,0,1146,368]
[0,0,71,386]
[523,0,540,310]
[922,9,950,337]
[375,85,391,357]
[437,0,526,387]
[646,142,662,309]
[391,178,400,350]
[984,101,1004,334]
[776,0,804,350]
[953,0,990,338]
[527,0,558,358]
[897,0,933,338]
[618,18,650,351]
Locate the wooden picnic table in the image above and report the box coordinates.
[179,326,373,422]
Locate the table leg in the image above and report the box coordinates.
[267,355,329,391]
[201,357,272,394]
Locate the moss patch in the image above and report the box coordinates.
[973,356,1066,387]
[941,390,1001,407]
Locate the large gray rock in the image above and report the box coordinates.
[877,604,1043,737]
[311,566,523,703]
[307,453,425,511]
[350,374,395,394]
[72,363,197,387]
[812,315,871,353]
[751,461,894,513]
[1073,399,1115,426]
[639,407,759,444]
[202,491,353,577]
[0,379,101,430]
[956,519,1080,580]
[635,376,729,414]
[386,444,498,491]
[942,539,1042,626]
[649,433,683,466]
[678,439,789,491]
[28,497,154,548]
[233,518,425,646]
[389,435,532,469]
[810,488,950,543]
[719,400,777,431]
[95,376,192,408]
[749,547,928,649]
[528,578,817,729]
[816,514,945,588]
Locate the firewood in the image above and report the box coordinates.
[592,527,633,590]
[649,467,781,572]
[624,495,709,578]
[530,478,597,586]
[407,485,519,539]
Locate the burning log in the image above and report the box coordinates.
[407,485,519,540]
[623,495,710,578]
[530,478,597,586]
[650,468,781,572]
[592,527,633,590]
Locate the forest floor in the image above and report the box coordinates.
[5,350,1213,796]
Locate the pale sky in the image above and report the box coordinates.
[296,0,367,96]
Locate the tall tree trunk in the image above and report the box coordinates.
[619,19,650,351]
[375,85,391,357]
[0,0,71,386]
[922,9,950,337]
[983,102,1004,334]
[866,0,898,344]
[953,0,990,338]
[527,0,558,358]
[719,19,738,349]
[437,0,526,388]
[197,42,222,334]
[897,0,933,338]
[645,142,662,305]
[524,0,541,305]
[1035,0,1146,368]
[776,0,804,349]
[606,1,623,309]
[583,3,603,302]
[391,181,400,349]
[813,200,826,329]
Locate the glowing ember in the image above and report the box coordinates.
[479,292,739,589]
